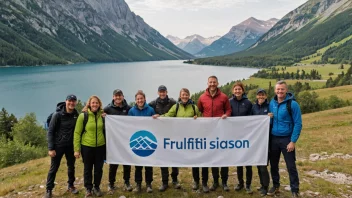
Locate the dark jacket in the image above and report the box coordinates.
[251,99,269,116]
[47,102,79,150]
[269,93,302,143]
[104,99,131,116]
[148,96,176,115]
[197,88,232,117]
[229,94,252,117]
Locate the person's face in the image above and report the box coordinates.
[113,94,124,105]
[158,90,167,99]
[256,92,267,104]
[275,84,288,99]
[135,94,145,108]
[89,98,100,112]
[207,77,219,92]
[233,86,243,97]
[65,100,77,111]
[180,91,190,103]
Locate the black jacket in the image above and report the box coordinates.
[148,96,176,115]
[229,94,253,117]
[103,99,131,115]
[47,102,79,150]
[251,99,269,116]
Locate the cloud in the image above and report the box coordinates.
[125,0,260,12]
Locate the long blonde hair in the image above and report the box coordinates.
[82,95,103,112]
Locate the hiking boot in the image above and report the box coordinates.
[124,183,133,192]
[159,183,168,192]
[107,184,116,195]
[146,184,153,193]
[267,186,280,196]
[44,190,52,198]
[209,182,219,191]
[93,187,103,197]
[223,183,230,191]
[172,181,181,189]
[292,192,300,197]
[85,189,92,198]
[235,183,244,191]
[246,185,253,194]
[257,186,264,191]
[133,183,141,193]
[202,184,209,193]
[67,186,79,194]
[192,182,199,190]
[260,187,268,197]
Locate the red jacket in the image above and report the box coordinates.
[197,88,232,117]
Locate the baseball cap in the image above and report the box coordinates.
[158,85,167,91]
[66,94,77,101]
[256,88,266,95]
[113,89,123,95]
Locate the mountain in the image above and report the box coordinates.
[195,17,278,57]
[0,0,193,66]
[130,136,157,150]
[166,34,220,55]
[194,0,352,67]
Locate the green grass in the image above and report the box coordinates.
[273,64,349,80]
[311,85,352,100]
[1,106,352,197]
[301,35,352,64]
[242,77,325,89]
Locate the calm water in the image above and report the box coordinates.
[0,61,258,122]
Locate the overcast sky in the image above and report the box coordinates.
[124,0,308,38]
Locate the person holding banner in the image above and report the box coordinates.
[229,82,253,194]
[154,88,202,191]
[128,90,156,193]
[148,85,180,192]
[251,88,271,197]
[197,76,232,192]
[103,89,133,194]
[267,81,302,198]
[73,95,106,197]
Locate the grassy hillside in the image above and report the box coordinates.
[1,106,352,197]
[312,85,352,100]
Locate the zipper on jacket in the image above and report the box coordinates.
[95,114,98,147]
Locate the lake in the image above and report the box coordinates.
[0,60,258,123]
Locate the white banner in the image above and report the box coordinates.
[106,115,270,167]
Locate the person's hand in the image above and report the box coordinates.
[268,113,273,118]
[48,150,56,157]
[287,142,295,152]
[152,114,160,119]
[221,114,227,119]
[193,115,197,119]
[74,152,81,158]
[102,113,107,118]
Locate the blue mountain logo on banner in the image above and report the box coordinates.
[130,130,158,157]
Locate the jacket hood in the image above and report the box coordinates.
[56,102,66,112]
[108,99,128,108]
[178,99,195,105]
[274,92,295,103]
[255,99,269,105]
[232,93,248,101]
[134,102,149,110]
[205,88,222,97]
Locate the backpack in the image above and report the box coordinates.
[46,112,59,130]
[175,103,197,117]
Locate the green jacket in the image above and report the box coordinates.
[163,101,202,117]
[74,109,105,152]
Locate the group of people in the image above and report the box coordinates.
[45,75,302,198]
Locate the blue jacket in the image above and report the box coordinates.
[229,94,252,117]
[128,103,155,117]
[269,93,302,143]
[251,99,269,116]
